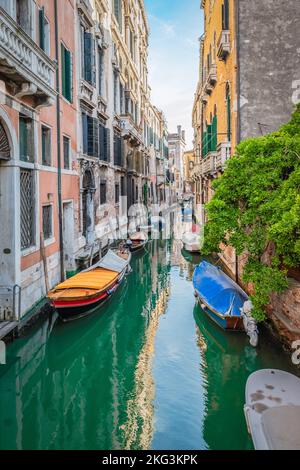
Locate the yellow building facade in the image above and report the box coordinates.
[192,0,237,205]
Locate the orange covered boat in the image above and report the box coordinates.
[48,249,131,321]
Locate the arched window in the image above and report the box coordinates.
[0,122,10,160]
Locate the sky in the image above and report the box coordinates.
[144,0,204,149]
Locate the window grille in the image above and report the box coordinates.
[42,205,53,240]
[20,169,35,250]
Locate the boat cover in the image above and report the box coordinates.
[96,250,130,274]
[244,369,300,450]
[193,261,248,317]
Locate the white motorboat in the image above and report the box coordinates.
[244,369,300,450]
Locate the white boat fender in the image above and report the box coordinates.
[240,300,259,348]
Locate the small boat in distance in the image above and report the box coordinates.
[128,231,148,253]
[48,249,131,321]
[182,232,201,253]
[193,261,248,331]
[244,369,300,450]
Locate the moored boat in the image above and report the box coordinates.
[48,249,131,321]
[193,261,248,331]
[244,369,300,450]
[128,231,148,253]
[182,232,200,253]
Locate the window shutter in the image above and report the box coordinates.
[39,8,45,51]
[19,118,27,161]
[65,48,72,102]
[207,124,212,153]
[82,113,88,155]
[61,43,66,98]
[227,95,231,141]
[93,118,99,158]
[104,128,110,162]
[84,32,93,84]
[87,116,94,156]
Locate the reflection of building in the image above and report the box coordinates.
[183,150,195,195]
[0,242,172,450]
[168,126,186,199]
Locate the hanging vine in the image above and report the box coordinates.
[202,104,300,321]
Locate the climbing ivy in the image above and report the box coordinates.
[202,104,300,321]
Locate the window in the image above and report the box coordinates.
[115,183,120,204]
[114,131,123,166]
[19,115,34,163]
[41,125,51,166]
[82,113,99,158]
[16,0,32,36]
[39,7,50,54]
[222,0,230,30]
[99,124,110,162]
[82,31,96,85]
[121,176,126,197]
[20,169,35,250]
[120,82,125,114]
[226,84,231,141]
[61,44,72,102]
[63,136,71,169]
[113,0,122,31]
[135,185,139,203]
[100,180,107,205]
[42,205,53,241]
[98,47,104,96]
[114,71,119,113]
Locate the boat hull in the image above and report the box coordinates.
[196,295,244,331]
[50,267,127,322]
[130,242,147,253]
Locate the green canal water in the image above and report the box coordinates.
[0,240,299,450]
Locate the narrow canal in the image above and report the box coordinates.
[0,240,298,450]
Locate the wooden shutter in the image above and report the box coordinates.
[212,115,218,151]
[19,117,27,162]
[87,116,94,156]
[61,44,66,98]
[39,8,45,51]
[65,48,72,102]
[93,118,99,158]
[207,124,212,153]
[84,32,93,84]
[82,113,88,155]
[104,128,110,162]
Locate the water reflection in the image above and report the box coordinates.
[0,240,299,450]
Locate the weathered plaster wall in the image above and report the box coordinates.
[238,0,300,140]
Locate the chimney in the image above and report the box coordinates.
[177,125,181,136]
[182,130,186,142]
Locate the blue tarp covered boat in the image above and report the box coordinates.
[193,261,248,330]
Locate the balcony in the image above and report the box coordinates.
[202,152,218,177]
[215,142,231,171]
[204,64,217,95]
[0,7,56,108]
[120,114,143,148]
[217,30,230,60]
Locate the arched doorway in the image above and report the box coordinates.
[82,167,95,246]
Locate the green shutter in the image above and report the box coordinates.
[65,48,72,102]
[39,8,45,51]
[207,124,213,153]
[61,44,66,98]
[227,95,231,141]
[19,118,27,162]
[212,115,218,151]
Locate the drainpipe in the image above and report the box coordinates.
[54,0,65,282]
[235,0,241,283]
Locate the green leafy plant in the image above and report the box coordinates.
[202,104,300,321]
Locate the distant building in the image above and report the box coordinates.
[168,126,186,199]
[183,150,195,195]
